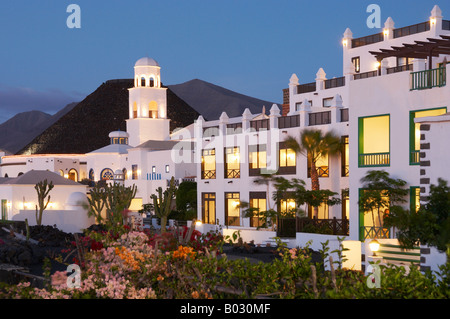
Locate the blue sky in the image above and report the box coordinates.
[1,0,449,123]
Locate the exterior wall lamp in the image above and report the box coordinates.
[369,239,380,256]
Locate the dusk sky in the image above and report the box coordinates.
[1,0,449,123]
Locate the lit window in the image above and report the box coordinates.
[308,153,329,178]
[101,168,114,180]
[358,114,390,167]
[225,192,240,226]
[249,145,267,176]
[202,193,216,224]
[278,142,296,175]
[201,149,216,179]
[352,56,360,73]
[341,136,349,177]
[409,108,446,164]
[132,165,138,180]
[280,198,296,217]
[225,147,240,179]
[249,192,267,228]
[165,165,170,173]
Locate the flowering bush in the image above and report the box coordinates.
[0,226,448,299]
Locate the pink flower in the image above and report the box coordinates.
[51,271,68,288]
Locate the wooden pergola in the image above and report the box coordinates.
[369,35,450,72]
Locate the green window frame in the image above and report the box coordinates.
[409,107,447,165]
[410,186,420,213]
[358,114,390,167]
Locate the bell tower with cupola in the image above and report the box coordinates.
[126,57,170,146]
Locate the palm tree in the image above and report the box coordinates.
[284,128,342,218]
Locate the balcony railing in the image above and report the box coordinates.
[250,119,270,131]
[308,166,329,178]
[354,70,378,80]
[359,152,390,167]
[278,114,300,129]
[386,64,412,74]
[444,20,450,30]
[225,169,240,179]
[410,150,420,165]
[297,82,316,94]
[352,32,383,48]
[201,170,216,179]
[297,217,349,236]
[203,126,220,138]
[410,66,446,90]
[324,76,345,89]
[309,111,331,126]
[393,21,430,38]
[226,123,242,135]
[361,226,390,240]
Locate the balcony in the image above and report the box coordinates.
[297,82,316,94]
[393,21,430,38]
[386,64,412,74]
[201,170,216,179]
[361,226,390,240]
[278,114,300,129]
[410,66,446,91]
[358,152,390,167]
[250,119,270,131]
[225,169,240,179]
[351,32,383,48]
[354,70,378,80]
[309,111,331,126]
[410,150,420,165]
[324,76,345,89]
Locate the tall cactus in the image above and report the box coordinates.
[104,183,137,227]
[86,183,137,229]
[151,177,177,233]
[86,183,107,223]
[35,179,54,226]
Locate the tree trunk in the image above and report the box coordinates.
[310,160,320,218]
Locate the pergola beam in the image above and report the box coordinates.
[369,37,450,69]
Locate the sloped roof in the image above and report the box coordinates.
[1,170,82,186]
[135,140,180,150]
[88,143,132,154]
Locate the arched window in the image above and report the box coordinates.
[149,101,158,119]
[89,169,95,181]
[141,77,146,87]
[101,168,114,180]
[18,172,23,176]
[68,169,78,182]
[4,174,8,178]
[59,170,64,176]
[149,77,155,87]
[122,168,127,180]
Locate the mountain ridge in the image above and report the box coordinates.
[0,102,78,153]
[168,79,277,120]
[1,78,280,155]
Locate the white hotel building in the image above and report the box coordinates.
[195,5,450,251]
[0,6,449,267]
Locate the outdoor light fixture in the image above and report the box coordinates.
[430,17,436,25]
[383,29,389,36]
[195,220,202,226]
[369,239,380,256]
[342,39,348,47]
